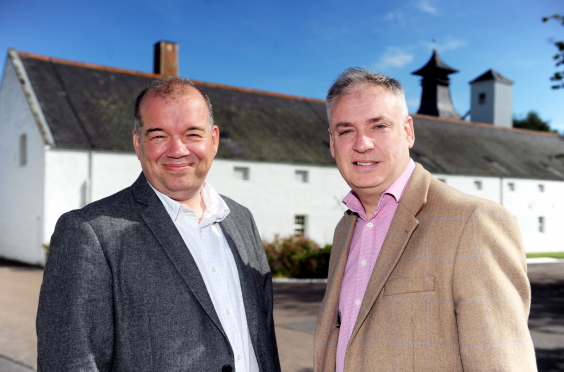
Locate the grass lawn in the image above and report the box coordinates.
[526,252,564,259]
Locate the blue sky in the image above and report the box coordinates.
[1,0,563,131]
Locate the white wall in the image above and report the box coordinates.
[207,159,350,245]
[0,58,47,265]
[90,152,142,201]
[493,81,512,128]
[433,174,564,253]
[44,150,141,246]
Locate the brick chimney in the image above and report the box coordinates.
[153,41,178,77]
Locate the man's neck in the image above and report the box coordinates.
[175,191,206,223]
[357,192,382,220]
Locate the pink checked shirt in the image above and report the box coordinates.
[336,159,416,372]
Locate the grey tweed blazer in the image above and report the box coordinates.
[37,173,281,372]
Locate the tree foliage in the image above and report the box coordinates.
[513,111,551,132]
[542,14,564,89]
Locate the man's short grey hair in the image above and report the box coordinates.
[134,77,214,135]
[326,68,408,128]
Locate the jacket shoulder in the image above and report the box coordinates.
[220,195,251,217]
[60,185,137,225]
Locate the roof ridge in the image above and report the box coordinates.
[17,50,325,104]
[411,113,558,137]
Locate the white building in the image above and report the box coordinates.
[470,69,514,128]
[1,44,563,265]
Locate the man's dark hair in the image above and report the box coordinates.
[133,77,214,135]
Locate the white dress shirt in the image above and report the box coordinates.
[149,181,259,372]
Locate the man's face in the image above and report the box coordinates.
[329,84,414,200]
[133,89,219,201]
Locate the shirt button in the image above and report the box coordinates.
[237,355,241,361]
[212,267,216,272]
[361,259,367,266]
[355,299,361,306]
[226,309,230,315]
[367,222,373,228]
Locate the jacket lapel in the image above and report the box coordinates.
[314,210,357,372]
[218,215,262,348]
[348,164,431,343]
[132,173,225,336]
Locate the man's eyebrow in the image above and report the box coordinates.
[334,122,353,129]
[144,126,206,135]
[186,126,206,132]
[145,127,164,135]
[367,116,386,124]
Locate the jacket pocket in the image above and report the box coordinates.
[383,276,435,296]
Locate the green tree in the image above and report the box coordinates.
[513,111,551,132]
[542,14,564,89]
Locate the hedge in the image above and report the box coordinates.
[263,235,331,278]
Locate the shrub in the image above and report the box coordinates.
[263,235,332,278]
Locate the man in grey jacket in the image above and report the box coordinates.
[36,77,281,372]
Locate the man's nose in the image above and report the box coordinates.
[352,133,374,153]
[166,137,190,158]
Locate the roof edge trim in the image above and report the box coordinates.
[10,49,56,147]
[411,113,559,137]
[18,51,326,104]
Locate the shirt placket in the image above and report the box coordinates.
[202,224,247,371]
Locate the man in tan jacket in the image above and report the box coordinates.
[314,68,536,371]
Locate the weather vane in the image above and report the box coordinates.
[433,37,437,50]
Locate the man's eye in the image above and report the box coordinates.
[339,130,352,135]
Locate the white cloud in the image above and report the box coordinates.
[374,47,414,70]
[414,0,438,15]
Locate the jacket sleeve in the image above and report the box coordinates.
[453,200,537,371]
[36,212,114,372]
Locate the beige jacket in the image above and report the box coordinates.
[314,164,536,371]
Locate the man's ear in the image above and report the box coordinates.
[328,128,336,158]
[404,116,415,149]
[133,130,141,159]
[212,125,220,155]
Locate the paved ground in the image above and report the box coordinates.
[1,259,563,371]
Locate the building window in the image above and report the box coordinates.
[539,217,545,233]
[474,180,482,190]
[19,134,27,166]
[234,167,249,180]
[294,215,306,236]
[508,183,515,191]
[295,170,308,183]
[538,184,545,192]
[479,93,486,104]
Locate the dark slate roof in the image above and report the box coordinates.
[470,69,513,84]
[19,51,334,165]
[412,50,458,77]
[410,115,564,180]
[16,51,564,180]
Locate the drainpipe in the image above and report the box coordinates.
[87,150,93,204]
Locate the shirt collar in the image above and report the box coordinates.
[148,181,230,226]
[342,158,416,218]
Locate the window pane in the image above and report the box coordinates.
[234,167,249,180]
[294,215,306,236]
[295,170,308,183]
[19,134,27,167]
